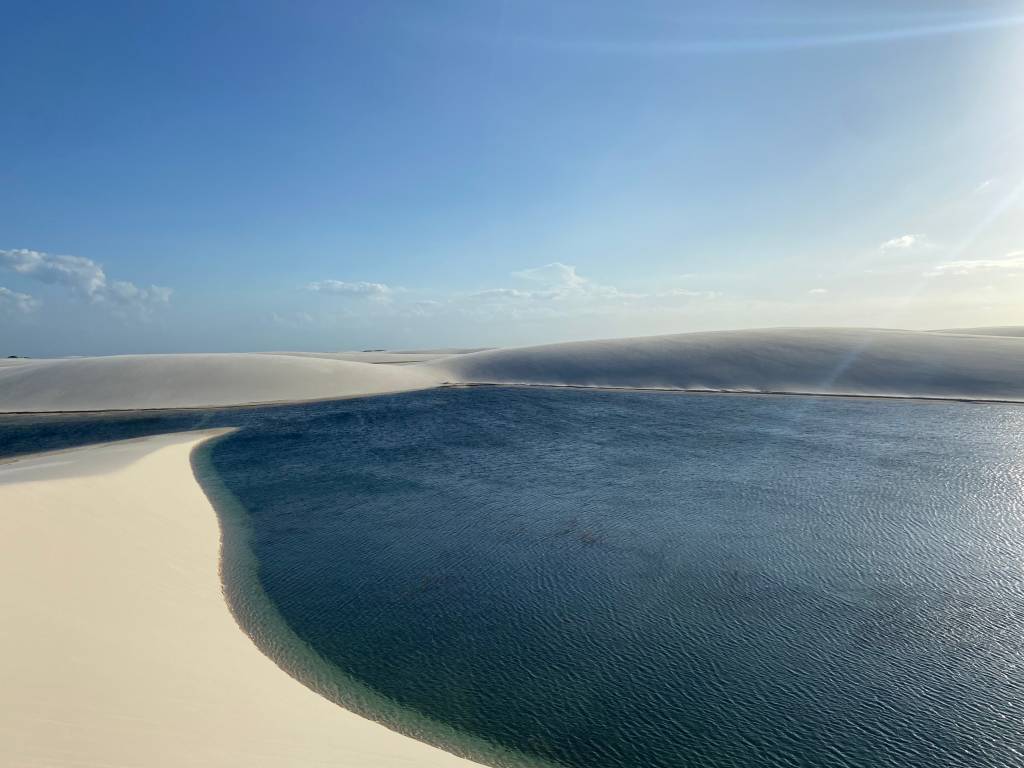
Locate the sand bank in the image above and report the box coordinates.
[0,431,484,767]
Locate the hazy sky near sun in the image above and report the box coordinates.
[2,0,1023,355]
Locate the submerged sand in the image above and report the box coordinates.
[0,431,484,767]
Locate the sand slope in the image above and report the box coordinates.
[267,351,457,364]
[269,349,488,364]
[431,328,1024,402]
[931,326,1024,337]
[0,352,443,412]
[3,328,1024,412]
[0,431,484,767]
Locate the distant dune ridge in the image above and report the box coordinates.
[2,327,1023,412]
[431,328,1024,402]
[0,353,444,412]
[931,326,1024,337]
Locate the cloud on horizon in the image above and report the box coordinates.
[0,286,39,314]
[0,249,172,313]
[301,263,721,327]
[513,262,588,289]
[501,261,641,302]
[306,279,393,299]
[926,251,1024,276]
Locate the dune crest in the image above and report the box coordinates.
[0,352,443,412]
[931,326,1024,337]
[2,328,1024,412]
[431,328,1024,402]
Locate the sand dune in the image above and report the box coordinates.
[430,327,1024,402]
[931,326,1024,337]
[269,348,490,363]
[266,350,467,364]
[0,431,485,768]
[3,328,1024,412]
[0,352,443,412]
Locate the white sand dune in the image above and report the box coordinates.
[0,352,443,412]
[267,350,465,364]
[0,357,34,368]
[0,431,485,768]
[3,328,1024,412]
[430,327,1024,402]
[270,348,489,363]
[931,326,1024,337]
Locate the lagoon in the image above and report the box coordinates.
[4,388,1024,767]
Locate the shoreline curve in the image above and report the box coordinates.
[193,432,555,768]
[0,430,507,767]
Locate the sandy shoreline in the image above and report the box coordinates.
[0,430,485,767]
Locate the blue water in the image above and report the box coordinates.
[4,388,1024,767]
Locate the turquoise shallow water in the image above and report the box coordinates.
[4,388,1024,767]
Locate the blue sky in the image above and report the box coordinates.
[2,0,1023,355]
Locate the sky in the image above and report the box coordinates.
[2,0,1023,356]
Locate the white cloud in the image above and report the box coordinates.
[297,263,721,327]
[658,287,722,300]
[808,288,829,295]
[0,286,39,314]
[506,261,637,301]
[926,251,1024,277]
[307,280,392,298]
[468,287,535,300]
[1,248,106,297]
[879,234,924,252]
[0,248,171,312]
[108,281,172,307]
[513,262,588,288]
[447,264,719,322]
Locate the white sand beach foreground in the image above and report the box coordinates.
[0,431,483,768]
